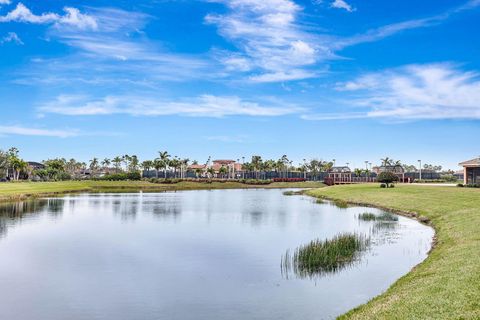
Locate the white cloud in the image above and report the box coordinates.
[1,32,23,45]
[0,125,78,138]
[0,0,11,5]
[205,0,327,82]
[307,64,480,121]
[205,0,480,82]
[58,7,97,30]
[38,94,304,118]
[0,3,97,30]
[331,0,355,12]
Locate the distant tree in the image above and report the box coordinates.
[377,171,398,188]
[112,156,123,173]
[219,166,228,179]
[0,150,8,178]
[141,160,154,176]
[153,158,162,178]
[380,157,392,166]
[101,158,111,170]
[10,157,27,180]
[207,167,215,178]
[89,158,99,176]
[158,151,170,178]
[128,155,139,172]
[354,168,363,177]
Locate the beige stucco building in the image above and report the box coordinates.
[459,157,480,184]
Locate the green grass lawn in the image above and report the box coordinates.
[0,180,324,201]
[307,184,480,320]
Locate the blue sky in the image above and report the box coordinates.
[1,0,479,169]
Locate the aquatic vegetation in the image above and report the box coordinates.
[282,233,370,278]
[358,212,377,221]
[333,199,349,208]
[282,190,304,196]
[358,212,398,222]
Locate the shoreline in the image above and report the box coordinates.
[0,180,325,204]
[306,184,479,319]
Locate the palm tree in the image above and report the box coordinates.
[10,157,27,180]
[129,155,139,172]
[101,158,111,171]
[89,158,99,176]
[112,156,123,173]
[251,155,262,179]
[153,158,163,178]
[381,157,392,167]
[178,158,189,179]
[123,155,131,171]
[158,151,170,178]
[141,160,154,177]
[354,168,363,178]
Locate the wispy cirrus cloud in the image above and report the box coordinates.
[1,32,23,45]
[206,0,480,82]
[0,125,78,138]
[331,0,355,12]
[205,0,328,82]
[304,64,480,121]
[336,0,480,49]
[38,94,303,118]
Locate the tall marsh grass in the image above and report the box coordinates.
[282,233,370,278]
[358,212,398,222]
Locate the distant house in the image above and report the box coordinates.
[187,159,243,178]
[459,157,480,184]
[27,162,45,170]
[328,166,352,182]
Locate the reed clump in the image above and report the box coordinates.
[333,199,349,208]
[358,212,398,222]
[282,233,370,278]
[283,190,304,196]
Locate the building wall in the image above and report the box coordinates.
[465,167,480,184]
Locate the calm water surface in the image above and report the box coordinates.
[0,189,433,320]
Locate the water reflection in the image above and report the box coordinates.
[0,190,433,320]
[0,199,64,238]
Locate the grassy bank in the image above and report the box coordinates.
[306,184,480,320]
[0,180,325,202]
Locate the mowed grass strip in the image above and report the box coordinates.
[306,184,480,320]
[0,180,325,202]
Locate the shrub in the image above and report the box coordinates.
[377,172,398,188]
[272,178,306,183]
[242,179,272,185]
[390,184,395,188]
[99,172,141,181]
[457,183,464,187]
[380,183,387,188]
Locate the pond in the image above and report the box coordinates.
[0,189,433,320]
